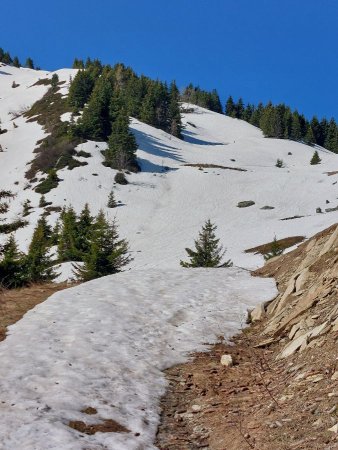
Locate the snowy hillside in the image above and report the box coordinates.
[0,63,337,449]
[0,269,276,450]
[0,63,337,269]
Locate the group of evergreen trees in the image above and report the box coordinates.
[225,96,338,153]
[68,60,183,170]
[181,84,223,113]
[57,204,131,281]
[0,216,56,288]
[0,47,35,69]
[0,204,131,288]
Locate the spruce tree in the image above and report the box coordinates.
[180,219,232,268]
[58,207,80,261]
[105,110,138,171]
[78,75,113,140]
[74,211,131,281]
[310,150,321,165]
[263,236,283,261]
[75,203,94,257]
[25,57,34,69]
[51,73,59,90]
[168,81,182,138]
[12,56,20,68]
[107,189,117,208]
[0,235,26,288]
[304,125,315,145]
[68,70,94,109]
[24,218,57,283]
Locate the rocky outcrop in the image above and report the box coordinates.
[253,223,338,358]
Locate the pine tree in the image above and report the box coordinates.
[78,75,113,140]
[68,70,95,109]
[51,73,59,90]
[104,110,138,171]
[0,235,26,288]
[75,203,94,257]
[74,211,131,281]
[263,236,283,261]
[12,56,20,68]
[310,150,321,165]
[58,207,80,261]
[24,218,57,283]
[25,57,34,69]
[168,81,182,138]
[304,125,315,145]
[180,219,232,268]
[107,189,118,208]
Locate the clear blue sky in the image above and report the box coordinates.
[1,0,337,119]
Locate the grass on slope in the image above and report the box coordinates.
[24,86,86,189]
[245,236,305,255]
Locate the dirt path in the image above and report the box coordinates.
[156,321,338,450]
[0,282,71,341]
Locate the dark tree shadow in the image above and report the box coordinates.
[133,128,185,164]
[137,157,179,174]
[182,130,225,146]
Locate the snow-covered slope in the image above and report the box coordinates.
[0,64,337,449]
[0,269,276,450]
[1,64,337,268]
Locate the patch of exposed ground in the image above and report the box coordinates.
[69,418,129,435]
[183,163,247,172]
[245,236,305,255]
[0,282,72,341]
[156,223,338,450]
[156,323,338,450]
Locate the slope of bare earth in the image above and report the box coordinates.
[156,223,338,450]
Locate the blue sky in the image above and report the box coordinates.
[1,0,337,119]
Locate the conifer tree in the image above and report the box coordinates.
[25,57,34,69]
[74,211,131,281]
[78,75,113,140]
[68,70,95,109]
[58,207,80,261]
[107,189,118,208]
[12,56,20,68]
[75,203,94,257]
[24,218,57,283]
[305,125,315,145]
[180,219,232,268]
[310,150,321,165]
[51,73,59,90]
[168,81,182,138]
[104,110,138,171]
[263,236,283,261]
[0,235,26,288]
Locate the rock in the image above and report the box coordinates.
[220,354,233,367]
[316,207,322,213]
[306,374,324,383]
[237,200,255,208]
[331,372,338,381]
[312,418,323,428]
[260,205,275,210]
[328,424,338,433]
[191,404,202,413]
[250,303,266,322]
[325,205,338,213]
[279,322,328,358]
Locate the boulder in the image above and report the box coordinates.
[237,200,255,208]
[220,354,233,367]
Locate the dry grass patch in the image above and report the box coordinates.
[245,236,305,255]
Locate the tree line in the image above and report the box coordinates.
[0,47,35,69]
[0,204,130,288]
[225,96,338,153]
[67,59,183,171]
